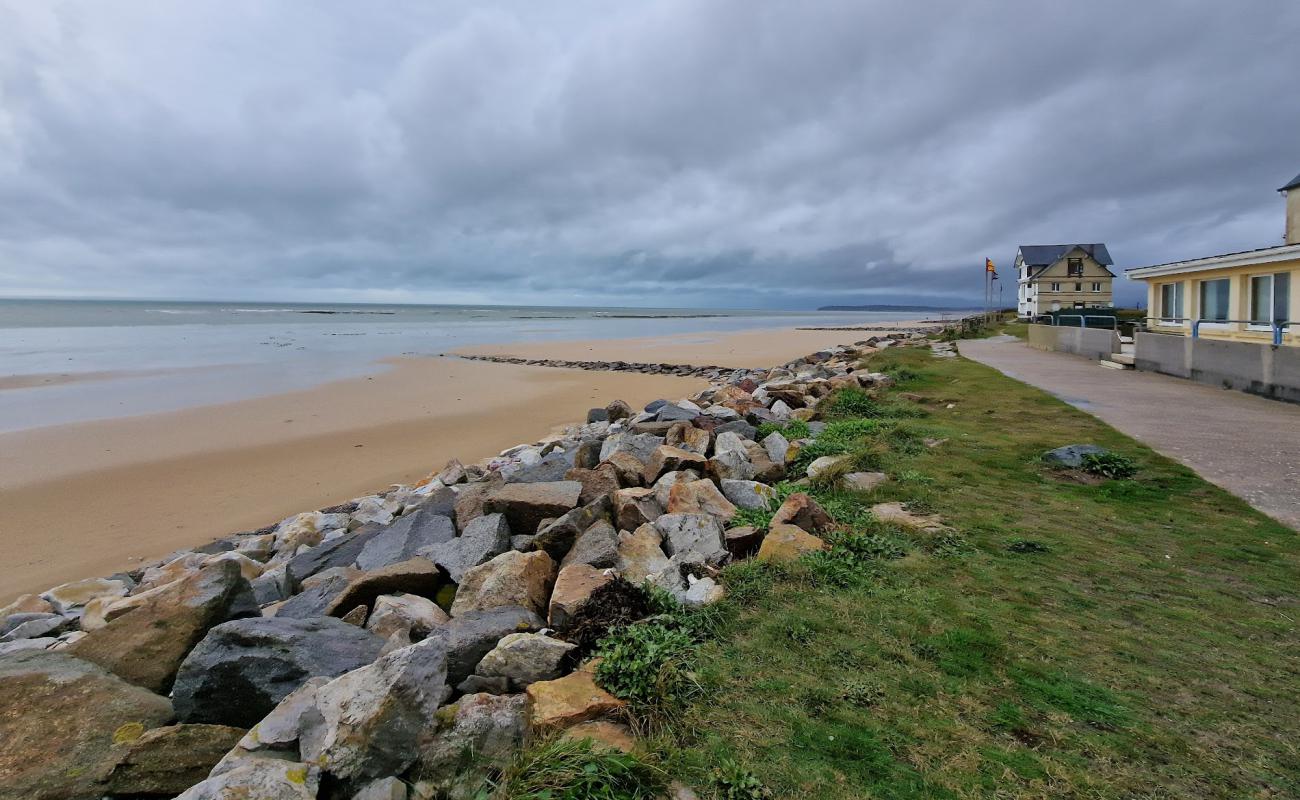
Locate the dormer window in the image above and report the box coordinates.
[1067,258,1083,277]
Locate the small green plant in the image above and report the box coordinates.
[1080,451,1138,479]
[491,738,667,800]
[1006,538,1050,554]
[896,469,936,486]
[756,419,811,440]
[840,677,885,707]
[882,364,925,384]
[712,758,773,800]
[594,621,698,714]
[820,386,884,419]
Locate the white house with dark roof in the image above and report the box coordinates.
[1014,243,1116,318]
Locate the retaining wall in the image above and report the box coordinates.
[1134,333,1300,403]
[1027,324,1120,361]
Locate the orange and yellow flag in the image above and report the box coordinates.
[985,258,996,273]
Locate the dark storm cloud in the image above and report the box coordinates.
[1,1,1298,307]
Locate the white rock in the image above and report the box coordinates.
[41,577,129,615]
[300,636,453,783]
[175,761,319,800]
[713,431,750,457]
[683,575,725,607]
[762,431,791,465]
[807,455,851,480]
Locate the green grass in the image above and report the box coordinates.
[490,738,668,800]
[650,346,1299,799]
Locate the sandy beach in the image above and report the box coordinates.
[452,324,934,367]
[0,323,924,602]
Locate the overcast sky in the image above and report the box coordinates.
[1,1,1298,309]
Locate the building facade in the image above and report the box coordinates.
[1014,244,1115,318]
[1125,173,1298,346]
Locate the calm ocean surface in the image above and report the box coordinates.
[0,299,963,432]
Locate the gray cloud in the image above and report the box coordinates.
[1,0,1297,308]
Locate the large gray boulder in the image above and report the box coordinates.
[1043,444,1109,468]
[473,632,576,689]
[356,510,457,571]
[413,693,527,797]
[436,605,545,684]
[173,616,385,727]
[299,637,453,785]
[532,496,612,561]
[273,570,352,619]
[0,612,70,642]
[720,479,778,511]
[285,525,384,589]
[561,520,620,569]
[419,513,511,582]
[0,650,175,800]
[599,432,664,463]
[67,559,258,693]
[504,450,575,484]
[654,513,728,564]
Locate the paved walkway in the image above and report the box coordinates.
[959,336,1300,530]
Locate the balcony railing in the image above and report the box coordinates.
[1136,317,1292,346]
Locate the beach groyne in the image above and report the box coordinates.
[0,331,930,800]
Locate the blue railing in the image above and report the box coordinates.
[1190,319,1291,346]
[1035,314,1119,330]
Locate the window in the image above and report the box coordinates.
[1160,282,1184,322]
[1249,273,1291,326]
[1049,282,1060,292]
[1075,282,1082,292]
[1091,282,1102,292]
[1199,278,1230,322]
[1067,258,1083,277]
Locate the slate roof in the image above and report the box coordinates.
[1280,172,1300,192]
[1017,243,1113,267]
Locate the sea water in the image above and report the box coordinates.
[0,299,961,432]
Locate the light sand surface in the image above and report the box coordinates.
[1,357,705,602]
[0,368,181,392]
[454,322,934,368]
[1,323,916,603]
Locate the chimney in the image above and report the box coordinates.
[1282,172,1300,245]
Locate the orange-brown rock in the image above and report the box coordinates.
[612,487,663,531]
[526,666,626,731]
[603,451,647,487]
[666,479,738,523]
[548,564,616,629]
[756,524,828,562]
[643,445,708,485]
[769,492,834,533]
[665,422,711,455]
[560,720,638,753]
[450,550,556,617]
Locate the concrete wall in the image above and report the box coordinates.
[1027,324,1120,361]
[1135,332,1300,403]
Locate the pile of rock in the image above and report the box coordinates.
[454,332,924,379]
[0,339,909,800]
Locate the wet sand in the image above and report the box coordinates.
[0,323,923,602]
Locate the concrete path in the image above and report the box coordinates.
[959,336,1300,530]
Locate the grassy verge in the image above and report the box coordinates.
[657,346,1298,799]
